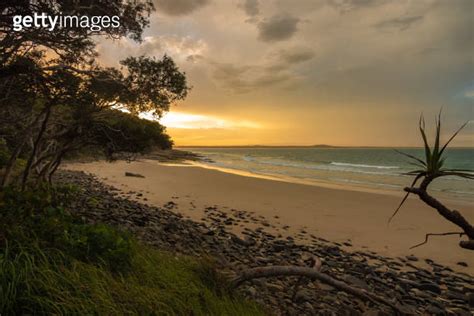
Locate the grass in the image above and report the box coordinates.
[0,242,263,315]
[0,186,264,315]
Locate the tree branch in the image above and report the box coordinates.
[410,232,465,249]
[231,265,403,314]
[404,186,474,241]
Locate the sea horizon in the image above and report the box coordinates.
[177,145,474,149]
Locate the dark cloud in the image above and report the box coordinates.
[257,14,300,42]
[239,0,259,17]
[154,0,209,16]
[328,0,384,12]
[209,48,314,93]
[375,15,423,31]
[279,49,315,64]
[186,54,205,63]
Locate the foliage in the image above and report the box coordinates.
[0,139,9,168]
[120,55,189,116]
[0,187,263,315]
[0,1,189,188]
[0,0,154,65]
[0,186,133,274]
[88,109,173,160]
[0,244,263,315]
[390,113,473,222]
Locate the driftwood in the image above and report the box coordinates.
[231,265,403,314]
[291,257,321,301]
[125,172,145,178]
[410,232,465,249]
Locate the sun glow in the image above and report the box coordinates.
[156,112,261,130]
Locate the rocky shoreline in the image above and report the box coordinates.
[56,170,473,315]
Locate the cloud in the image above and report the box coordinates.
[278,48,315,64]
[328,0,382,12]
[257,14,300,42]
[239,0,259,17]
[375,15,423,31]
[209,47,314,93]
[96,35,207,66]
[465,90,474,99]
[154,0,209,16]
[143,36,206,57]
[132,35,207,59]
[210,61,297,93]
[186,54,205,63]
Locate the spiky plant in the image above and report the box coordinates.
[389,113,474,250]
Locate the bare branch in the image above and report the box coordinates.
[231,265,403,313]
[404,185,474,240]
[410,232,465,249]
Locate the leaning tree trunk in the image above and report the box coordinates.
[0,109,45,187]
[405,177,474,250]
[20,103,53,189]
[1,140,25,187]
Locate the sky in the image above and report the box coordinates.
[97,0,473,147]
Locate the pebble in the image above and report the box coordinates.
[55,170,474,316]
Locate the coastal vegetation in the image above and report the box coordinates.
[0,1,259,314]
[390,114,474,250]
[0,0,188,189]
[0,185,262,315]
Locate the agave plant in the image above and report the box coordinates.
[389,113,473,223]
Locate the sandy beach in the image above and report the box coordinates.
[66,159,474,273]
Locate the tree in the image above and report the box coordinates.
[0,0,153,67]
[9,55,188,188]
[389,113,474,250]
[0,1,190,188]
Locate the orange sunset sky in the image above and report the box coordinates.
[97,0,473,147]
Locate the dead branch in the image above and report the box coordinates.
[404,185,474,249]
[410,232,465,249]
[231,265,403,314]
[291,257,321,301]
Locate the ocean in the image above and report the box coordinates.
[184,147,474,200]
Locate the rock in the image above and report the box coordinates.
[363,309,391,316]
[399,278,420,289]
[230,235,255,247]
[344,275,369,290]
[449,308,471,316]
[266,283,284,293]
[303,302,314,313]
[246,286,257,298]
[294,289,313,303]
[124,172,145,178]
[54,170,474,316]
[424,305,443,315]
[272,242,286,252]
[418,282,441,295]
[244,236,256,246]
[456,261,468,267]
[467,292,474,308]
[406,255,418,262]
[446,291,466,301]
